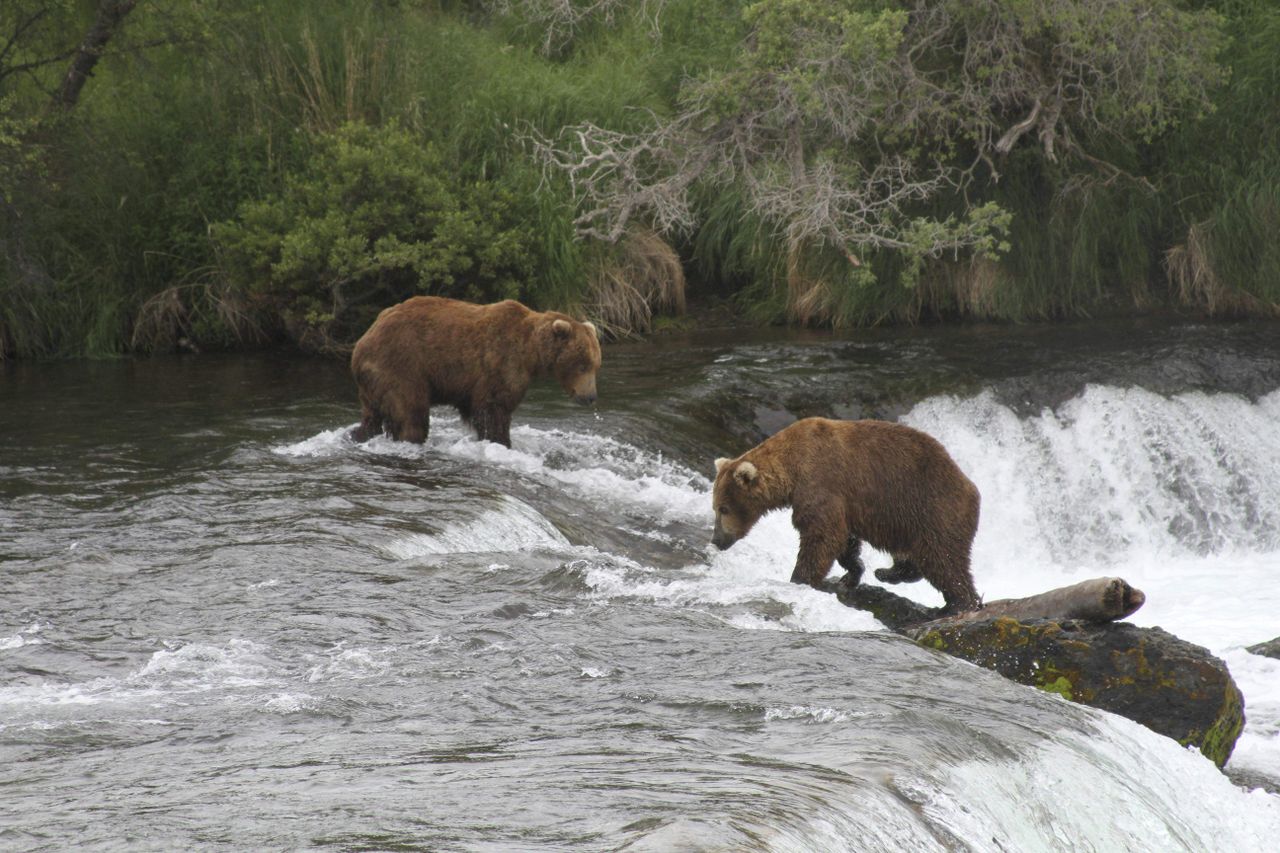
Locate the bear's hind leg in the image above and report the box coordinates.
[388,396,430,444]
[349,385,385,442]
[919,551,981,614]
[472,402,513,448]
[875,557,924,585]
[351,407,383,442]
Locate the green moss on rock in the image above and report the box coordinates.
[1187,682,1246,769]
[903,617,1245,768]
[1039,675,1075,701]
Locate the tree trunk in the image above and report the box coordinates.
[55,0,138,110]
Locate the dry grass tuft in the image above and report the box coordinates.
[921,257,1003,318]
[1165,221,1280,318]
[584,227,685,336]
[784,237,837,326]
[131,280,269,353]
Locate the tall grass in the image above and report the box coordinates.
[1166,164,1280,315]
[1161,1,1280,313]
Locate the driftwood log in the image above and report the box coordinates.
[943,577,1146,624]
[833,576,1245,768]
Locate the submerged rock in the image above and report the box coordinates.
[834,581,1245,769]
[1246,636,1280,659]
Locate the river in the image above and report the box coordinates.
[2,318,1279,850]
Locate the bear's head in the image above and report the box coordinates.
[710,457,766,550]
[548,317,602,405]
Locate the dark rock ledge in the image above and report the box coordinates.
[833,579,1246,769]
[1247,636,1280,659]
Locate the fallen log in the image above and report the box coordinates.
[833,576,1146,630]
[833,577,1245,768]
[940,576,1146,625]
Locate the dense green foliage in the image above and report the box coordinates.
[0,0,1275,358]
[212,122,537,350]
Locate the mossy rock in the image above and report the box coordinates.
[906,617,1244,768]
[833,580,1245,767]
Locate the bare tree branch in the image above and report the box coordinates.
[0,7,51,75]
[483,0,668,56]
[528,0,1222,273]
[995,98,1042,155]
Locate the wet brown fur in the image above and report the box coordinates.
[712,417,982,613]
[350,296,601,448]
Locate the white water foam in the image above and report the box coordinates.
[0,639,284,713]
[305,643,393,683]
[274,417,711,526]
[764,705,869,725]
[379,494,571,559]
[1224,648,1280,781]
[0,622,47,650]
[900,385,1280,782]
[288,423,879,632]
[904,386,1280,572]
[581,515,882,634]
[439,425,710,525]
[262,692,323,714]
[919,709,1280,851]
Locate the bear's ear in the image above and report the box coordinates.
[734,460,758,486]
[714,457,731,475]
[583,321,598,339]
[552,318,573,338]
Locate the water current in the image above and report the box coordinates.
[2,319,1279,850]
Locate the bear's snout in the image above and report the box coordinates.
[711,522,736,550]
[567,372,597,405]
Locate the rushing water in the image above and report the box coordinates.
[2,319,1280,850]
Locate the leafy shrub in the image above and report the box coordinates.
[212,121,536,350]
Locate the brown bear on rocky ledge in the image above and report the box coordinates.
[711,417,982,613]
[350,296,601,448]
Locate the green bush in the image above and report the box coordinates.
[212,122,537,350]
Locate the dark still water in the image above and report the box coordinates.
[3,320,1279,850]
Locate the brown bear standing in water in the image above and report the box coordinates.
[350,296,601,448]
[711,417,982,613]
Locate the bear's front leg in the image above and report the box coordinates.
[836,535,865,588]
[790,529,845,589]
